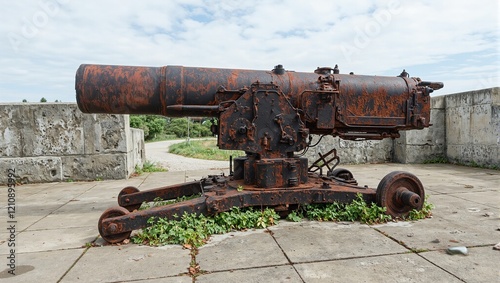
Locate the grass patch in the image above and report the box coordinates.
[422,156,499,170]
[145,134,179,143]
[169,139,245,161]
[422,155,448,164]
[134,160,167,175]
[132,194,433,247]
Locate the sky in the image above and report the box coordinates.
[0,0,498,103]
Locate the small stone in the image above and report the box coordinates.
[431,239,440,243]
[407,233,414,237]
[482,212,494,217]
[447,246,468,255]
[493,243,500,251]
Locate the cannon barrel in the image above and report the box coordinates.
[76,64,317,117]
[76,64,442,139]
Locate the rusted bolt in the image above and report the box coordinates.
[107,223,118,233]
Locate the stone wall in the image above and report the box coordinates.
[394,87,499,167]
[0,103,145,184]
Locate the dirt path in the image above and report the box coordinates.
[144,139,230,172]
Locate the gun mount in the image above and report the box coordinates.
[76,64,443,243]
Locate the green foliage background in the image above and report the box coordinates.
[130,116,213,141]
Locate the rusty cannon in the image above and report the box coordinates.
[75,63,443,243]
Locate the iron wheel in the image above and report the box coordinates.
[98,206,131,244]
[376,171,425,218]
[118,186,141,211]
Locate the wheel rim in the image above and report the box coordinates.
[331,168,353,179]
[118,186,141,211]
[376,171,425,218]
[98,206,131,244]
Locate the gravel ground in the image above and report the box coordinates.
[145,139,230,172]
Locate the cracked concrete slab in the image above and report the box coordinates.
[60,244,191,282]
[420,246,500,283]
[294,253,463,283]
[269,221,408,263]
[197,229,289,272]
[196,265,302,283]
[1,227,97,253]
[0,249,84,283]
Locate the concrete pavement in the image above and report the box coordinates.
[0,164,499,282]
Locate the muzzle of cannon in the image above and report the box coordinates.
[75,63,443,243]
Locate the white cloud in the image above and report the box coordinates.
[0,0,498,103]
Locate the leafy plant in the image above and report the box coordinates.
[134,160,166,175]
[133,207,279,247]
[286,210,303,222]
[132,194,433,248]
[299,194,392,224]
[406,196,434,220]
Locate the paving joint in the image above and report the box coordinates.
[415,252,467,282]
[267,227,306,283]
[56,247,90,283]
[373,226,470,282]
[20,183,99,233]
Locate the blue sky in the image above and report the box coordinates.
[0,0,498,102]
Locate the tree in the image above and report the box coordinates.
[22,99,27,102]
[164,118,213,138]
[130,115,213,141]
[40,97,47,102]
[130,115,167,141]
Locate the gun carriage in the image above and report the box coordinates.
[76,64,443,243]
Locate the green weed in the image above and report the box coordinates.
[134,160,166,175]
[300,194,392,224]
[406,196,434,220]
[132,207,279,247]
[422,156,448,164]
[132,194,433,247]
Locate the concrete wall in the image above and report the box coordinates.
[0,103,145,184]
[394,87,499,167]
[305,135,393,165]
[445,87,499,167]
